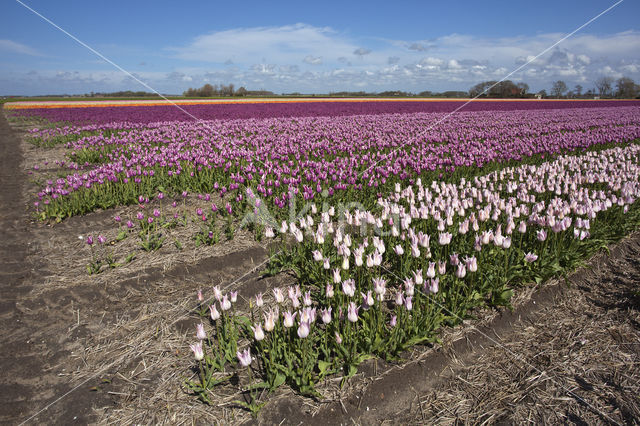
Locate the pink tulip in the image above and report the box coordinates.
[196,323,207,340]
[251,323,265,341]
[456,263,467,279]
[321,307,332,324]
[283,311,296,328]
[220,295,231,311]
[342,279,356,297]
[326,283,334,298]
[263,309,277,332]
[395,290,404,306]
[333,268,342,284]
[273,287,284,304]
[190,341,204,361]
[237,348,252,367]
[209,304,220,321]
[389,315,397,327]
[429,278,439,294]
[536,229,547,241]
[347,302,359,322]
[438,232,452,245]
[361,291,375,309]
[438,261,447,275]
[297,320,310,338]
[373,277,387,298]
[255,292,264,307]
[426,262,436,278]
[404,295,413,311]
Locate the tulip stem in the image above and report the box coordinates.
[198,360,207,388]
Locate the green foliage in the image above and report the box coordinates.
[138,231,165,252]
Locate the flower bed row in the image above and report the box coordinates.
[31,106,640,223]
[9,99,640,125]
[185,142,640,411]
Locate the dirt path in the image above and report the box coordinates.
[0,112,112,424]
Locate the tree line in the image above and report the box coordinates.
[468,80,530,98]
[545,77,639,99]
[85,91,165,98]
[183,84,275,97]
[182,77,640,99]
[469,77,639,99]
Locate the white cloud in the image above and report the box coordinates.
[167,25,640,92]
[303,55,322,65]
[5,26,640,95]
[598,65,623,79]
[170,24,357,66]
[448,59,462,69]
[353,47,371,56]
[576,54,591,65]
[0,39,43,56]
[621,64,639,74]
[407,42,432,52]
[423,57,444,66]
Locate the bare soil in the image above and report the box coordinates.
[1,112,639,425]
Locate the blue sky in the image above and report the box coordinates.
[1,0,639,95]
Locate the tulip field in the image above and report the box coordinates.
[8,99,640,417]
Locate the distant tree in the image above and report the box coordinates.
[516,82,529,96]
[200,84,215,97]
[550,80,568,98]
[185,83,242,97]
[595,76,614,97]
[440,91,467,98]
[469,80,525,98]
[574,84,583,97]
[498,80,521,97]
[538,89,547,98]
[469,81,495,97]
[235,86,248,97]
[615,77,637,98]
[246,90,274,96]
[378,90,412,97]
[218,84,234,97]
